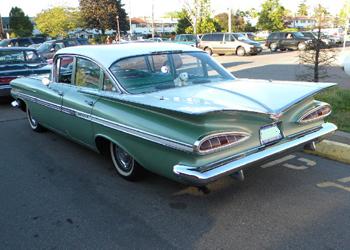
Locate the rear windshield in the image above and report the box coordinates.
[0,50,41,64]
[109,51,234,94]
[0,50,25,64]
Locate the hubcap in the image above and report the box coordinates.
[112,145,134,174]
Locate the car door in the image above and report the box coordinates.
[211,33,224,53]
[222,34,237,53]
[28,56,67,132]
[281,33,294,49]
[60,56,102,146]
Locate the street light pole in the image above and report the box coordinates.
[116,15,121,42]
[228,8,232,33]
[129,0,132,37]
[151,0,155,38]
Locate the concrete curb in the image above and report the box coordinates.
[305,140,350,164]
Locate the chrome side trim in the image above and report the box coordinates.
[12,91,194,153]
[173,122,337,186]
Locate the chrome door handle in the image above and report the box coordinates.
[85,100,94,106]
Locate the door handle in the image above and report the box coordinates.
[85,100,94,106]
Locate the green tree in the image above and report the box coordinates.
[297,0,308,16]
[9,7,33,37]
[183,0,215,34]
[339,1,350,27]
[35,7,81,38]
[80,0,129,35]
[176,9,192,34]
[257,0,286,31]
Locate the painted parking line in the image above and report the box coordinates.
[260,155,296,168]
[260,155,316,171]
[317,176,350,193]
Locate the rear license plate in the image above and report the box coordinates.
[260,124,283,145]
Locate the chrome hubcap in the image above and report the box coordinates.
[113,146,134,173]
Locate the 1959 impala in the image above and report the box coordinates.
[10,43,337,186]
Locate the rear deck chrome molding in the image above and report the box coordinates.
[173,122,337,186]
[12,91,194,153]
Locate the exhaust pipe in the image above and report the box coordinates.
[304,141,316,151]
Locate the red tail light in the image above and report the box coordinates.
[195,132,250,154]
[0,76,17,84]
[298,104,332,124]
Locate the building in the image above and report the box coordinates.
[130,17,178,36]
[286,17,317,29]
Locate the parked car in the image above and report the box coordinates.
[10,43,337,186]
[0,47,51,97]
[199,32,262,56]
[36,39,81,60]
[0,37,46,48]
[266,32,312,52]
[173,34,199,47]
[301,31,336,48]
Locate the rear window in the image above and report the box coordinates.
[0,50,25,64]
[109,52,234,94]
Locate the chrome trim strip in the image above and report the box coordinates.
[173,122,337,186]
[297,103,332,124]
[0,85,11,90]
[12,91,194,153]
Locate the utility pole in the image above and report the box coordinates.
[228,8,232,33]
[151,0,155,38]
[0,13,3,40]
[116,15,121,42]
[129,0,132,38]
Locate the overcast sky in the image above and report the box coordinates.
[0,0,345,18]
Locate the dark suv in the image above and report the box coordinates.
[0,37,46,47]
[266,32,312,52]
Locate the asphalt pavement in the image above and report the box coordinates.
[1,101,350,250]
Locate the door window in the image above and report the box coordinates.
[57,56,74,84]
[75,58,102,89]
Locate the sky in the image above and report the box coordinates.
[0,0,345,18]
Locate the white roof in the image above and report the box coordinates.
[56,42,201,69]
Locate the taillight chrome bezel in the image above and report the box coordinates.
[194,132,251,155]
[298,104,332,124]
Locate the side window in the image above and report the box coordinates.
[103,73,117,92]
[75,58,102,89]
[285,33,293,39]
[58,56,74,84]
[224,34,231,42]
[213,34,223,41]
[201,34,209,41]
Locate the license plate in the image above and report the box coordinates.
[260,124,283,145]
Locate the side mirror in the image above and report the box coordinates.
[42,77,51,86]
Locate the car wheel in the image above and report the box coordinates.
[270,43,278,52]
[298,42,306,51]
[110,142,144,181]
[26,107,44,132]
[204,47,212,56]
[237,47,246,56]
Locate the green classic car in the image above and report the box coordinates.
[10,43,337,186]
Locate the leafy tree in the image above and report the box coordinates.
[257,0,286,31]
[176,9,192,34]
[215,10,256,32]
[297,0,308,16]
[79,0,129,35]
[9,7,33,37]
[35,7,81,38]
[339,1,350,28]
[183,0,215,34]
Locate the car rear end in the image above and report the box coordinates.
[0,75,17,97]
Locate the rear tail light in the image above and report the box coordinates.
[298,104,332,124]
[0,76,17,84]
[194,132,250,154]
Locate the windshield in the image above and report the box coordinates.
[233,33,248,41]
[294,32,305,38]
[110,52,235,94]
[0,50,25,64]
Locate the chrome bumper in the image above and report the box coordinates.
[173,123,337,186]
[0,85,11,97]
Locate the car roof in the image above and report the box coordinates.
[56,42,201,68]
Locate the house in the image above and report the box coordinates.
[130,17,178,35]
[286,17,316,29]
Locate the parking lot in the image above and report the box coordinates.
[1,49,350,249]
